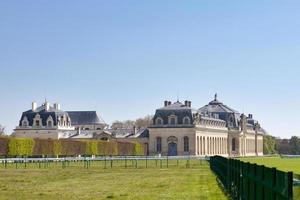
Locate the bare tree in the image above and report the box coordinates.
[135,115,153,129]
[0,125,5,135]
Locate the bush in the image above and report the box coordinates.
[33,139,54,156]
[8,138,35,156]
[117,142,135,155]
[60,140,86,156]
[85,141,98,155]
[133,142,145,156]
[98,141,118,155]
[0,137,9,156]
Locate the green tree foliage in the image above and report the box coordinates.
[8,138,35,156]
[263,135,277,154]
[288,136,300,154]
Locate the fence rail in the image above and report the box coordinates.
[210,156,297,200]
[0,155,210,170]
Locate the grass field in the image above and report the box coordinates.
[240,156,300,174]
[0,160,228,200]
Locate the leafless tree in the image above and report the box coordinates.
[135,115,153,129]
[0,125,5,135]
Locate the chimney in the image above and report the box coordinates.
[45,102,50,111]
[184,100,188,107]
[248,114,253,119]
[54,103,61,110]
[32,102,37,111]
[164,100,168,107]
[188,101,192,108]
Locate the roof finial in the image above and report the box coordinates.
[214,93,217,101]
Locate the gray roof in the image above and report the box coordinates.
[19,104,68,126]
[67,111,105,125]
[153,101,196,126]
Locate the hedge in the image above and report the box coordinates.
[0,137,9,156]
[8,138,35,156]
[1,137,146,157]
[133,142,145,156]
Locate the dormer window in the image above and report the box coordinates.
[47,116,54,127]
[22,116,29,127]
[155,117,163,125]
[33,114,42,127]
[183,116,190,125]
[168,115,177,125]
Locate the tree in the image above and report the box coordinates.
[263,135,276,154]
[135,115,153,129]
[289,136,300,155]
[0,125,5,135]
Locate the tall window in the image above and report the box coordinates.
[232,138,236,151]
[156,137,162,152]
[35,120,40,126]
[184,136,189,152]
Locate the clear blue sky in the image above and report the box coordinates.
[1,1,300,138]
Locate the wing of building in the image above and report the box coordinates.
[148,95,265,157]
[13,102,108,140]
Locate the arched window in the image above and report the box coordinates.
[156,117,163,125]
[47,121,52,127]
[183,116,190,125]
[232,138,236,151]
[184,136,189,152]
[156,137,162,153]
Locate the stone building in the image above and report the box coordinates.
[148,95,265,156]
[13,101,108,140]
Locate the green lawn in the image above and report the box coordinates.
[240,156,300,174]
[0,160,228,200]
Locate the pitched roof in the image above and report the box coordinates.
[67,111,105,125]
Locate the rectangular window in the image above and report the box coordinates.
[156,137,162,152]
[36,120,40,126]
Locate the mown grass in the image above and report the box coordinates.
[0,160,228,200]
[240,156,300,174]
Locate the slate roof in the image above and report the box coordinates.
[67,111,105,125]
[198,95,241,128]
[19,104,68,126]
[153,101,197,126]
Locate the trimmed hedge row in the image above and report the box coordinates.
[0,137,146,157]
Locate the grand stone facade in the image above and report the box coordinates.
[148,95,265,157]
[14,96,265,157]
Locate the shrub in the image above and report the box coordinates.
[134,142,145,156]
[98,141,118,156]
[8,138,35,156]
[60,140,86,156]
[53,140,62,156]
[33,139,54,156]
[85,141,98,155]
[117,142,135,155]
[0,137,9,156]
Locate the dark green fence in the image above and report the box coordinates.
[210,156,294,200]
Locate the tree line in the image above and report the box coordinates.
[264,135,300,155]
